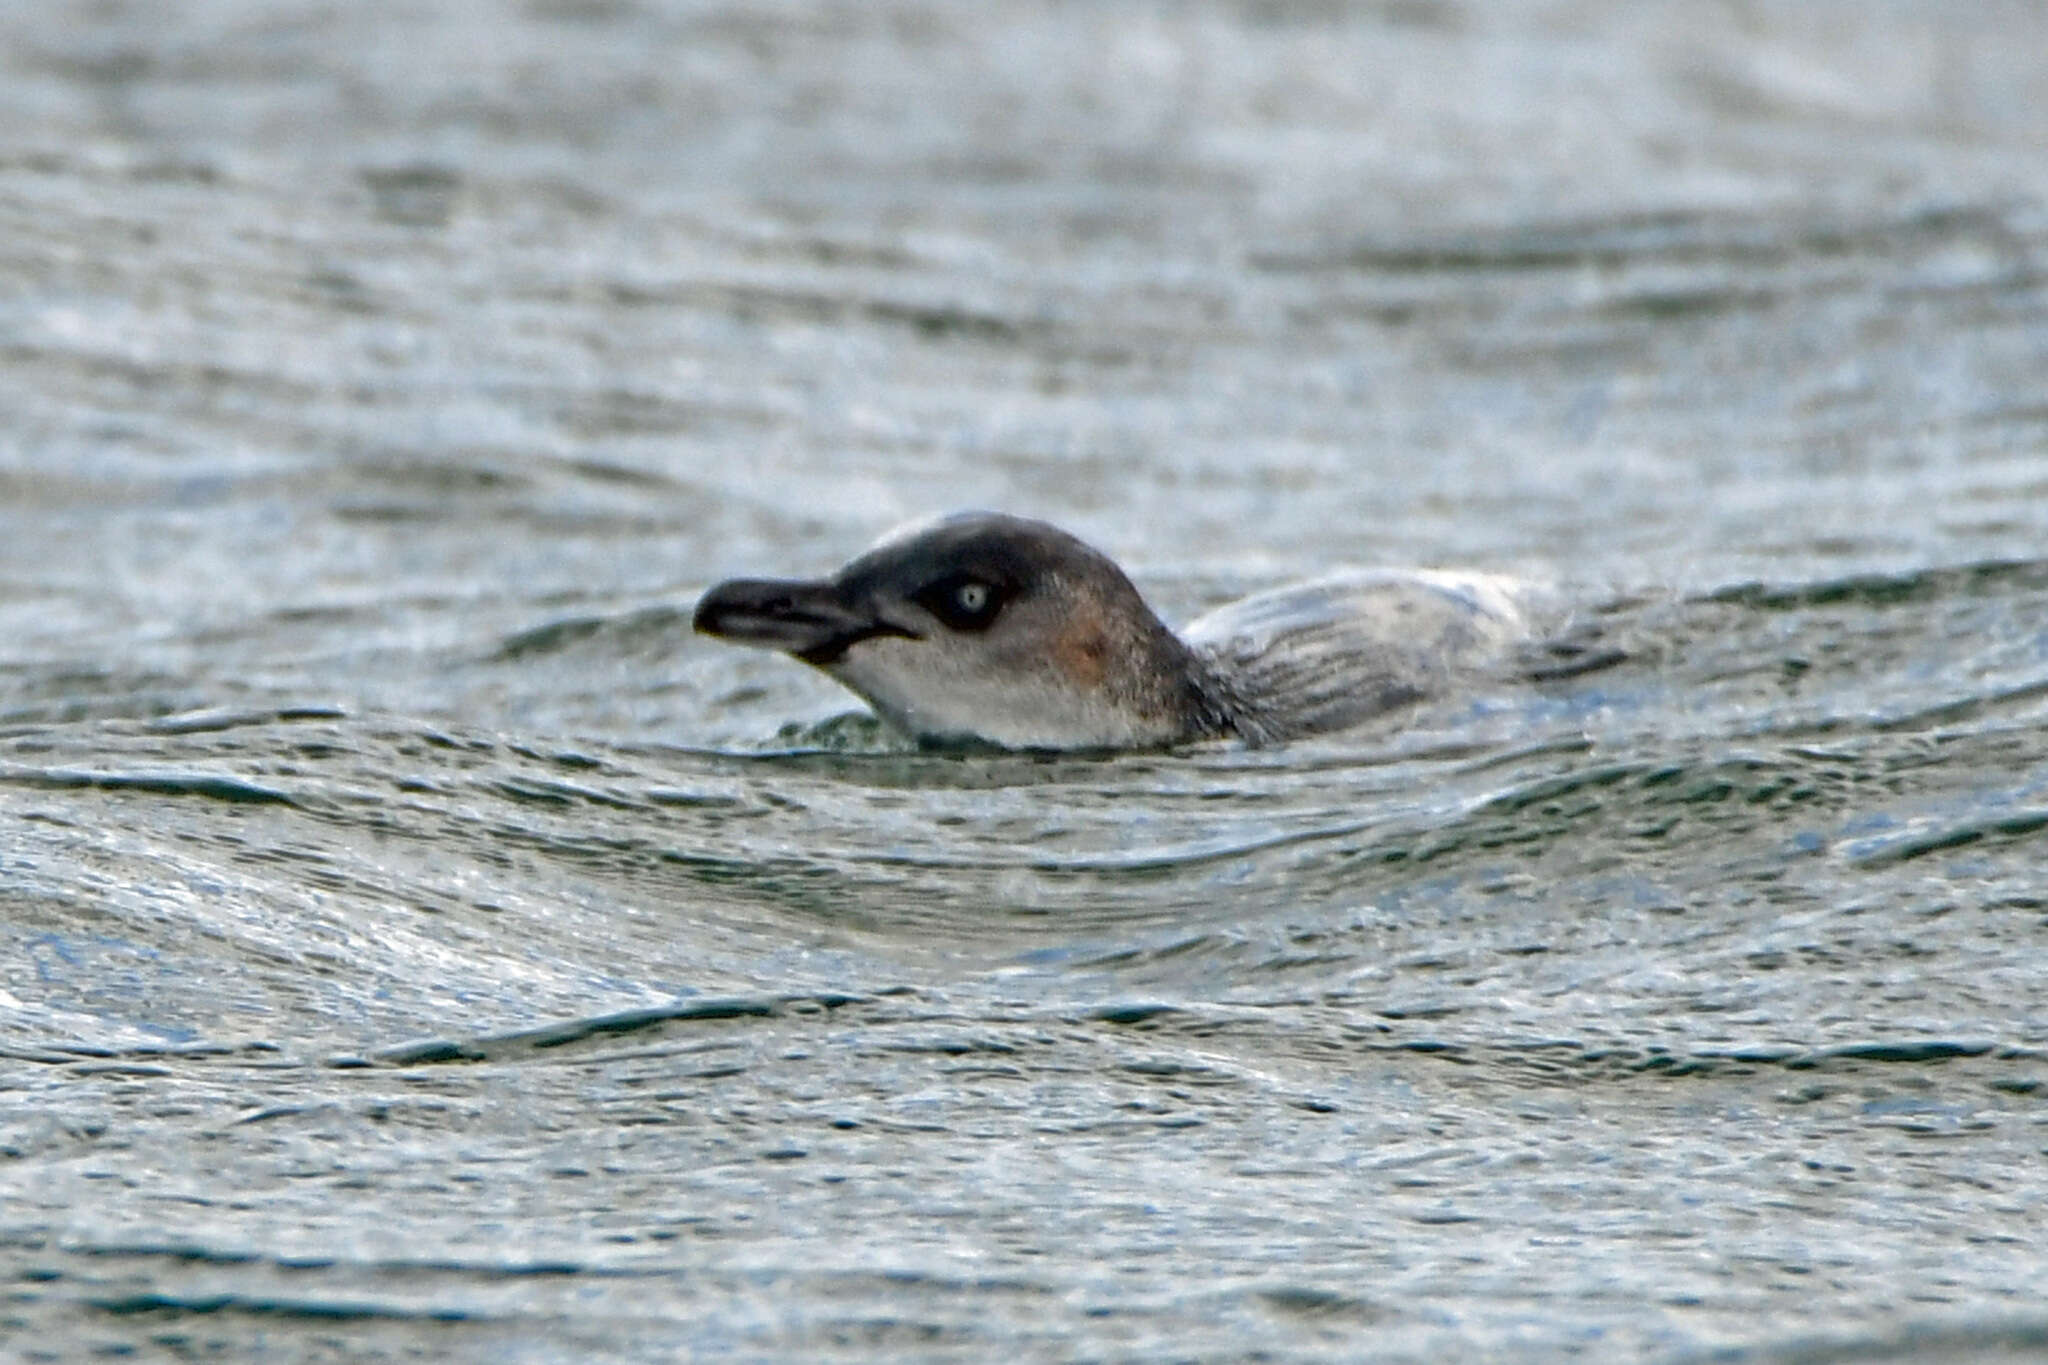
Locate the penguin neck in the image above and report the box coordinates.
[1140,629,1263,746]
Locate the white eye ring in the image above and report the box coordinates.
[955,582,989,613]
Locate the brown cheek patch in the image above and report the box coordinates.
[1054,609,1111,689]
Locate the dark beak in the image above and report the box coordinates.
[693,577,919,666]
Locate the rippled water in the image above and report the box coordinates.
[5,2,2048,1360]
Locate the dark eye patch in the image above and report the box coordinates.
[913,575,1008,631]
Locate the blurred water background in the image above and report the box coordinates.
[3,1,2048,1360]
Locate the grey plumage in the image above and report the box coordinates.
[695,512,1547,751]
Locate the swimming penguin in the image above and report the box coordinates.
[694,511,1561,751]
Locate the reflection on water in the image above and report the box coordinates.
[3,1,2048,1360]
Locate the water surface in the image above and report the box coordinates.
[3,2,2047,1360]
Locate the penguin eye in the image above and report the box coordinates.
[916,576,1006,631]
